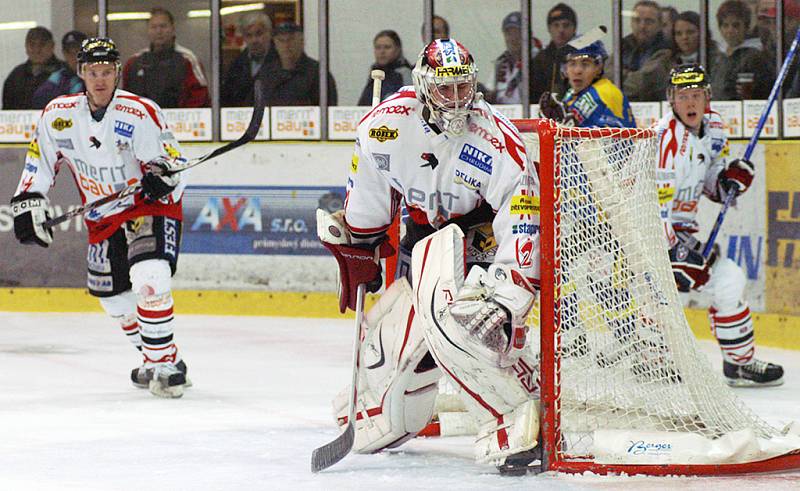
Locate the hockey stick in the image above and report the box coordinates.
[43,79,267,230]
[310,69,385,474]
[702,27,800,258]
[569,25,607,50]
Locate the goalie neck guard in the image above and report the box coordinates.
[412,38,477,136]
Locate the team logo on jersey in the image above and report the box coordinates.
[114,121,134,138]
[454,169,481,190]
[89,136,102,149]
[368,125,398,142]
[515,236,534,269]
[55,138,74,150]
[26,140,40,159]
[420,152,439,169]
[116,140,130,153]
[373,153,390,171]
[459,144,492,173]
[51,118,72,131]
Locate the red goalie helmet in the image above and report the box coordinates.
[412,38,477,135]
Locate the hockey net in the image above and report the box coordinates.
[419,119,800,474]
[514,119,800,474]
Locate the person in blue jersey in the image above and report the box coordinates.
[539,40,636,128]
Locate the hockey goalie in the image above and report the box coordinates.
[316,38,542,473]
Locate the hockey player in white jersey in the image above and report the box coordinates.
[9,38,190,398]
[657,64,782,386]
[317,38,542,473]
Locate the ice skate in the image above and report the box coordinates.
[723,359,784,387]
[148,362,187,398]
[131,359,190,389]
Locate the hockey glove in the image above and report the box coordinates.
[719,158,754,197]
[316,209,396,313]
[669,243,711,292]
[141,157,181,202]
[538,91,573,125]
[10,192,53,248]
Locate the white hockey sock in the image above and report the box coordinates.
[99,291,142,350]
[119,314,143,350]
[709,304,755,365]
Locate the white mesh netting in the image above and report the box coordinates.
[523,122,793,466]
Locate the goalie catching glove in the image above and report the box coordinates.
[719,158,754,198]
[140,157,181,202]
[669,242,714,292]
[316,209,395,313]
[10,192,53,248]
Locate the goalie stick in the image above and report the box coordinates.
[310,69,385,474]
[702,26,800,258]
[42,79,267,230]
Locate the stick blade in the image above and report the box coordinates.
[310,423,354,473]
[569,25,608,50]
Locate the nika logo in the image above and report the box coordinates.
[459,143,492,173]
[368,125,399,142]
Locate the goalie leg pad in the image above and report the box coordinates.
[333,279,442,454]
[411,224,538,441]
[475,399,540,465]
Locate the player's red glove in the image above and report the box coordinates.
[719,158,754,197]
[317,209,395,313]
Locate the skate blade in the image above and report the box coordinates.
[148,380,185,398]
[725,377,784,388]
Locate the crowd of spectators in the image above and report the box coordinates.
[1,2,797,111]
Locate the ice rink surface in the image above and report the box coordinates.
[1,312,800,491]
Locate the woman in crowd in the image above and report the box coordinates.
[357,30,412,105]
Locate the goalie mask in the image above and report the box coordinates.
[412,38,477,136]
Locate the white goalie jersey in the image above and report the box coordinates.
[345,87,540,284]
[656,110,729,247]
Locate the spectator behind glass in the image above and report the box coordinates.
[421,15,450,44]
[621,0,672,101]
[781,0,800,97]
[260,22,337,105]
[624,11,725,102]
[493,11,542,104]
[221,12,277,107]
[530,3,577,101]
[357,30,412,105]
[714,0,775,100]
[661,6,679,44]
[31,30,88,109]
[122,7,210,108]
[3,26,66,109]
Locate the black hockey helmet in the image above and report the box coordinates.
[668,63,711,99]
[77,37,120,65]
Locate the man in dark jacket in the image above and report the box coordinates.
[3,27,66,109]
[122,7,210,108]
[530,3,577,101]
[621,0,672,101]
[32,30,87,109]
[260,23,337,106]
[221,12,277,107]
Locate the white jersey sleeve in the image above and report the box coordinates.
[483,109,540,285]
[656,114,680,247]
[15,115,62,198]
[700,111,730,202]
